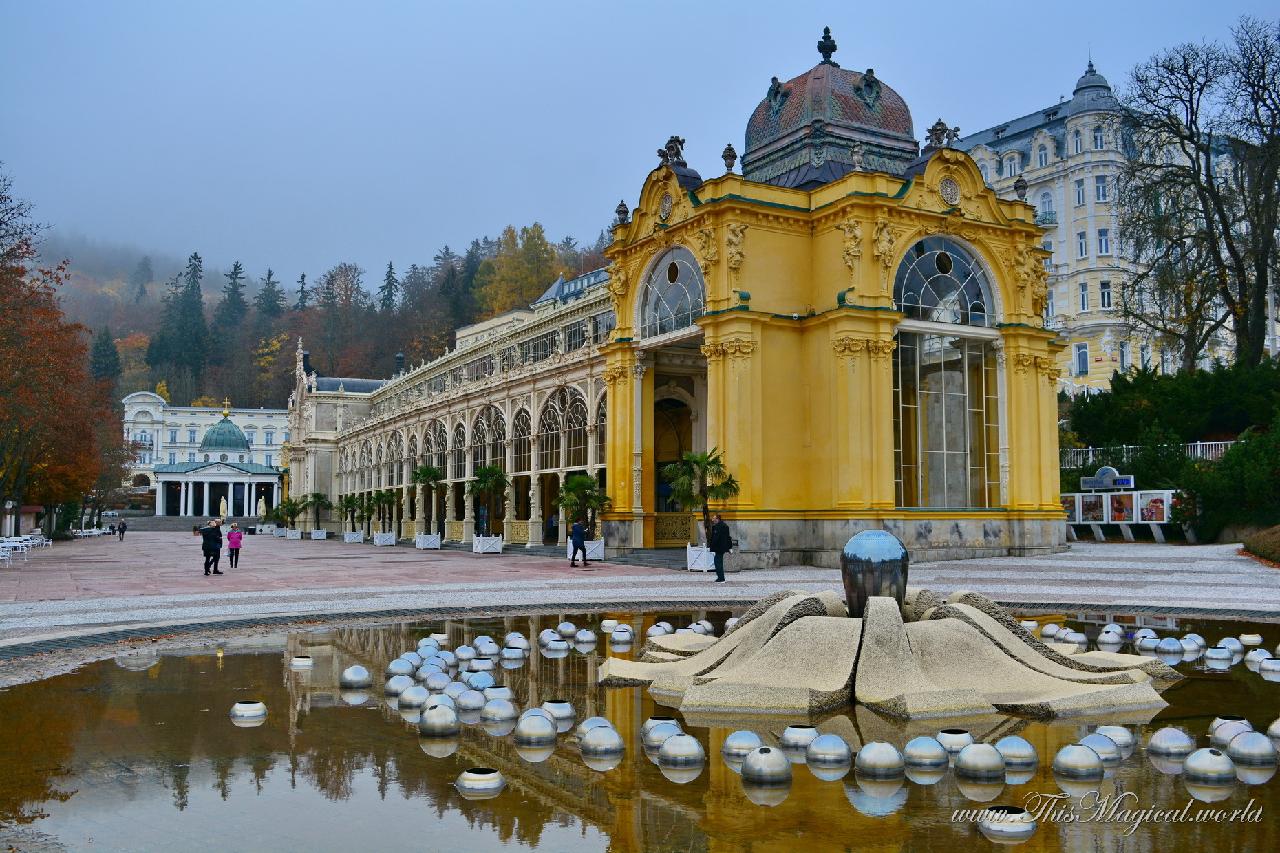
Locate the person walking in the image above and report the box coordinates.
[117,520,128,541]
[199,519,223,576]
[226,522,243,570]
[569,518,588,567]
[709,513,732,584]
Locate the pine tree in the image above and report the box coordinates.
[129,256,153,302]
[89,327,122,383]
[220,261,249,320]
[175,252,209,380]
[294,273,309,310]
[378,261,399,313]
[254,268,285,318]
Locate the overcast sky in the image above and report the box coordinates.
[3,0,1273,282]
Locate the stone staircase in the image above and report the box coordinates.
[119,515,261,532]
[606,548,690,571]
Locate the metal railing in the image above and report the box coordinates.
[1061,441,1235,469]
[1035,211,1058,225]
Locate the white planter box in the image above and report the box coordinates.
[310,529,328,540]
[286,529,303,540]
[257,523,276,534]
[566,539,606,560]
[343,532,365,544]
[686,544,714,572]
[415,533,442,550]
[272,528,286,538]
[472,535,503,554]
[373,532,397,547]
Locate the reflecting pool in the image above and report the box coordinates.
[1,611,1278,852]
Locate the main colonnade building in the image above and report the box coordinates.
[287,32,1064,564]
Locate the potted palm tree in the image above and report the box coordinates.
[410,464,445,549]
[337,495,362,542]
[467,464,509,553]
[371,489,398,546]
[660,448,740,570]
[557,473,611,560]
[306,491,332,539]
[357,493,374,540]
[278,497,305,539]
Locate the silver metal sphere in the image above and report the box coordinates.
[456,689,486,712]
[1004,768,1036,786]
[978,805,1038,844]
[415,662,442,681]
[501,646,524,660]
[424,672,451,692]
[1134,627,1157,640]
[465,671,496,691]
[1102,622,1123,634]
[645,625,668,638]
[1211,720,1254,749]
[1156,637,1183,654]
[1185,779,1235,803]
[903,736,949,768]
[385,659,416,678]
[659,764,704,784]
[689,624,708,635]
[1078,733,1121,764]
[854,742,905,778]
[474,641,501,658]
[1209,714,1250,736]
[556,621,577,638]
[520,707,554,722]
[483,686,514,701]
[1052,744,1104,779]
[1236,764,1277,785]
[1226,731,1278,766]
[1180,637,1202,654]
[467,657,494,672]
[574,628,597,644]
[936,728,974,754]
[340,690,369,706]
[416,637,439,651]
[398,685,431,709]
[480,698,518,723]
[955,743,1005,780]
[994,735,1039,768]
[779,725,820,751]
[505,634,530,651]
[722,730,763,760]
[805,734,852,766]
[599,618,619,633]
[454,644,476,662]
[229,700,267,722]
[513,713,557,745]
[1204,646,1234,671]
[1217,637,1244,654]
[443,681,469,699]
[339,665,372,689]
[1093,725,1136,756]
[905,766,947,786]
[641,716,679,738]
[742,745,792,785]
[1184,747,1236,783]
[541,699,575,722]
[1041,623,1060,637]
[1137,636,1159,651]
[418,703,460,737]
[1183,633,1206,648]
[1245,649,1271,669]
[543,639,569,653]
[658,733,706,767]
[574,716,613,740]
[610,627,633,643]
[426,694,456,710]
[1063,630,1088,645]
[1259,657,1280,675]
[1240,633,1263,646]
[1098,629,1124,645]
[580,725,626,758]
[384,675,415,696]
[537,628,559,647]
[642,721,683,751]
[656,621,673,632]
[428,632,450,646]
[515,743,556,763]
[1018,620,1039,632]
[435,650,457,667]
[471,634,493,646]
[454,767,505,800]
[724,617,740,631]
[399,651,424,667]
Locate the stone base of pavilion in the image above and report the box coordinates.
[599,589,1178,721]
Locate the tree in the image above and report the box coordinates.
[129,255,153,303]
[276,497,304,528]
[337,494,361,532]
[146,253,208,401]
[411,464,446,533]
[254,268,286,319]
[660,448,741,546]
[305,491,332,529]
[219,261,249,325]
[293,272,309,310]
[466,465,509,536]
[474,223,566,315]
[378,262,399,314]
[557,473,611,539]
[89,327,122,385]
[371,489,397,533]
[1121,17,1280,366]
[357,492,374,537]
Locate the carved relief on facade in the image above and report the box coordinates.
[693,226,719,275]
[725,223,747,274]
[834,219,863,285]
[602,366,628,386]
[701,336,757,361]
[872,217,898,294]
[831,335,867,361]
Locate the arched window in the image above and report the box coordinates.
[471,406,506,471]
[595,396,607,464]
[565,392,589,468]
[892,237,1000,510]
[451,424,466,479]
[1092,126,1105,150]
[427,421,448,473]
[639,246,705,338]
[1039,191,1053,213]
[512,410,532,472]
[1072,129,1083,154]
[537,390,565,470]
[893,237,994,327]
[1005,155,1019,176]
[1037,145,1048,168]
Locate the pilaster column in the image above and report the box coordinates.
[462,445,475,543]
[155,483,165,516]
[586,424,598,469]
[557,471,568,546]
[179,482,186,516]
[202,483,210,517]
[415,485,426,535]
[527,437,543,547]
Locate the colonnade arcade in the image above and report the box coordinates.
[335,384,608,546]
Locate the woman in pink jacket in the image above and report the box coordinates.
[226,522,244,569]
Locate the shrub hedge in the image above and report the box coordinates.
[1244,526,1280,564]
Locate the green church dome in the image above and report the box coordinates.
[199,415,251,454]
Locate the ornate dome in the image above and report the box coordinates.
[742,28,919,188]
[199,415,250,454]
[1069,60,1117,115]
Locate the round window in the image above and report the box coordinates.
[935,252,953,275]
[666,262,679,283]
[220,454,228,462]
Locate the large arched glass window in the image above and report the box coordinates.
[893,237,1000,510]
[565,392,589,468]
[893,237,994,327]
[451,424,466,479]
[537,391,565,470]
[640,247,705,338]
[512,410,532,473]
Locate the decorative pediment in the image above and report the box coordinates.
[902,149,1019,226]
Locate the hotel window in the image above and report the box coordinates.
[1077,232,1088,258]
[245,430,255,445]
[1075,342,1090,376]
[1099,280,1112,309]
[265,454,273,467]
[168,452,176,464]
[1079,281,1089,312]
[1119,341,1131,370]
[1098,229,1111,255]
[168,429,177,443]
[1095,175,1109,202]
[1093,126,1105,149]
[187,452,196,463]
[265,431,274,445]
[283,431,290,442]
[1005,155,1019,176]
[1046,287,1056,317]
[1141,343,1151,369]
[1073,129,1083,154]
[187,429,197,444]
[1037,145,1048,168]
[1074,180,1085,206]
[1042,239,1053,270]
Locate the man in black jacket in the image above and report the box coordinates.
[200,519,224,576]
[709,513,732,583]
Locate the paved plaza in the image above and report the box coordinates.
[0,533,1277,650]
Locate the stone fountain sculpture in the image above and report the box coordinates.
[600,532,1178,720]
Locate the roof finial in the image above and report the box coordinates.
[817,27,838,66]
[221,397,231,417]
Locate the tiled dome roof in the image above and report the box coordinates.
[741,29,919,187]
[199,416,250,454]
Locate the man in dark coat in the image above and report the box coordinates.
[569,518,588,566]
[117,521,128,541]
[200,519,224,576]
[709,513,732,583]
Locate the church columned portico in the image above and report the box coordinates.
[152,404,282,518]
